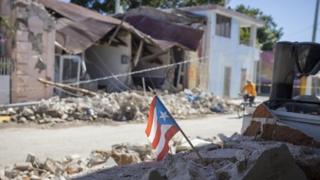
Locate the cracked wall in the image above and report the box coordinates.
[11,0,56,103]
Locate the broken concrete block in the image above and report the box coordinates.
[65,163,83,175]
[193,149,244,163]
[65,154,81,162]
[142,169,166,180]
[242,144,307,180]
[25,153,41,168]
[43,159,63,175]
[30,175,41,180]
[5,169,19,179]
[165,157,216,180]
[105,157,118,168]
[14,162,33,171]
[87,153,108,167]
[18,117,28,123]
[176,138,212,153]
[111,150,141,166]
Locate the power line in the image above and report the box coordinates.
[68,56,208,86]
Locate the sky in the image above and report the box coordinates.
[60,0,319,43]
[228,0,319,42]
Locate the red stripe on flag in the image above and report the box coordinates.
[157,126,179,161]
[145,96,156,136]
[151,122,161,148]
[157,144,169,161]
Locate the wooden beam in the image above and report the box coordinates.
[107,16,127,46]
[38,78,97,97]
[176,64,183,87]
[133,40,144,66]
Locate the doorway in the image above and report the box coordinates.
[223,66,231,97]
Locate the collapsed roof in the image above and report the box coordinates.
[39,0,205,54]
[116,7,205,51]
[39,0,157,54]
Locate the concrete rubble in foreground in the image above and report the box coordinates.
[0,89,236,125]
[1,134,320,180]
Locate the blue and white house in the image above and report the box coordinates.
[186,5,264,98]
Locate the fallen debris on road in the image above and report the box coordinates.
[0,89,236,125]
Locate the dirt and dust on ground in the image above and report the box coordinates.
[0,89,238,128]
[1,133,320,180]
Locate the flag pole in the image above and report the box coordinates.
[156,96,205,163]
[176,123,205,163]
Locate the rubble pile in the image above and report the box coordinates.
[0,144,152,180]
[0,90,235,124]
[76,135,320,180]
[2,135,320,180]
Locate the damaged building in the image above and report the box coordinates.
[0,0,205,104]
[0,0,56,104]
[115,7,206,91]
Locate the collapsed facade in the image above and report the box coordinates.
[0,0,265,104]
[0,0,205,104]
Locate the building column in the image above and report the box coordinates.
[250,25,257,47]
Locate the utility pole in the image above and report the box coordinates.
[302,0,319,96]
[312,0,319,42]
[312,0,320,95]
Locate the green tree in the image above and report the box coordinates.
[70,0,224,13]
[236,5,283,51]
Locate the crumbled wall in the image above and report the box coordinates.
[185,51,200,89]
[11,0,56,103]
[85,30,132,92]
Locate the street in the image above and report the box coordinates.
[0,114,242,168]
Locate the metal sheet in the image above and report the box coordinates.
[55,18,114,54]
[39,0,159,53]
[125,15,204,50]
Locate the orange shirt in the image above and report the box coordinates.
[243,83,257,97]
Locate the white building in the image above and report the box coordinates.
[187,5,264,98]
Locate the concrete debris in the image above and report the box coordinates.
[142,169,166,180]
[111,145,142,166]
[75,135,320,180]
[0,144,151,180]
[14,162,33,171]
[0,90,235,125]
[2,136,320,180]
[165,156,216,180]
[242,144,308,180]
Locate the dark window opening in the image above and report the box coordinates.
[216,14,232,38]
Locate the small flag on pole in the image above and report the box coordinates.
[145,96,179,161]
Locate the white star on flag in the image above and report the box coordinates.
[160,111,169,122]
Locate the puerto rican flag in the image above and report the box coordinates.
[145,96,180,161]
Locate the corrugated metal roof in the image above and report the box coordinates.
[39,0,162,53]
[55,18,115,54]
[125,15,204,50]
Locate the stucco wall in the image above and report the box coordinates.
[11,1,55,103]
[85,31,132,92]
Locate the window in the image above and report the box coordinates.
[216,14,232,38]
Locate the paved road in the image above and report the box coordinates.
[0,114,242,167]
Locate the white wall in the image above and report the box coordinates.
[195,10,260,98]
[85,32,132,92]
